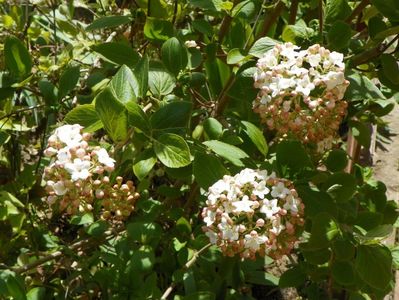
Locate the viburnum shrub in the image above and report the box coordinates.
[253,43,349,152]
[0,1,398,299]
[43,124,139,221]
[202,168,304,259]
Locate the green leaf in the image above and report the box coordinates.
[126,101,151,134]
[91,42,140,68]
[190,0,225,12]
[348,120,371,149]
[380,54,399,85]
[279,267,306,288]
[226,48,247,65]
[94,88,128,143]
[245,271,279,286]
[204,58,231,97]
[302,247,331,265]
[144,17,174,42]
[0,271,26,300]
[332,239,355,261]
[133,54,149,98]
[282,23,315,43]
[148,64,176,96]
[203,117,223,140]
[203,140,249,167]
[150,101,192,134]
[241,121,268,156]
[355,245,392,290]
[192,19,213,36]
[345,72,386,101]
[64,104,103,132]
[27,287,46,300]
[133,149,157,180]
[370,0,399,22]
[276,140,312,174]
[127,221,162,245]
[364,224,393,239]
[249,37,279,58]
[324,172,356,202]
[153,133,191,168]
[308,212,339,249]
[161,37,188,76]
[86,220,109,237]
[184,291,216,300]
[327,21,352,50]
[193,152,228,189]
[86,15,132,31]
[109,65,137,103]
[332,261,355,286]
[70,213,93,225]
[4,35,32,79]
[58,66,80,100]
[38,80,58,106]
[232,0,256,19]
[325,149,348,172]
[324,0,352,24]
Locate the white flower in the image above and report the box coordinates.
[205,230,218,244]
[271,182,290,199]
[323,71,345,90]
[232,195,256,213]
[65,158,91,181]
[270,216,285,235]
[56,147,71,164]
[204,209,217,226]
[53,181,68,196]
[259,198,280,219]
[244,233,268,251]
[329,51,344,68]
[295,75,315,96]
[95,148,115,168]
[235,169,257,186]
[55,124,82,148]
[283,195,300,214]
[307,53,321,67]
[185,40,198,48]
[219,222,239,241]
[252,181,270,199]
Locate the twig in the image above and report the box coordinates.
[0,104,45,122]
[13,228,124,275]
[318,0,323,40]
[214,75,236,117]
[160,243,212,299]
[172,0,178,24]
[288,0,299,25]
[346,0,369,24]
[257,0,285,39]
[244,0,267,50]
[218,0,240,43]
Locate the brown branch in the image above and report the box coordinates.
[257,0,285,39]
[160,243,212,299]
[346,0,370,24]
[288,0,299,25]
[318,0,323,39]
[213,75,236,117]
[13,228,124,275]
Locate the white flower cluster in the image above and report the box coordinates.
[43,124,139,220]
[253,43,349,150]
[202,169,304,260]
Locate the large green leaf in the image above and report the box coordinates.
[241,121,268,156]
[332,261,355,286]
[109,65,137,103]
[58,66,80,100]
[125,101,151,134]
[148,64,176,96]
[276,140,312,174]
[150,101,192,134]
[323,172,356,203]
[203,140,249,167]
[248,37,279,58]
[94,88,128,143]
[133,149,157,180]
[324,0,352,24]
[153,133,191,168]
[279,267,306,288]
[308,212,339,249]
[327,21,352,50]
[380,54,399,85]
[133,54,149,99]
[355,245,392,290]
[203,117,223,140]
[4,36,32,79]
[64,104,103,132]
[144,17,174,42]
[86,15,132,31]
[371,0,399,22]
[345,72,386,101]
[193,152,228,189]
[161,37,188,76]
[91,42,140,68]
